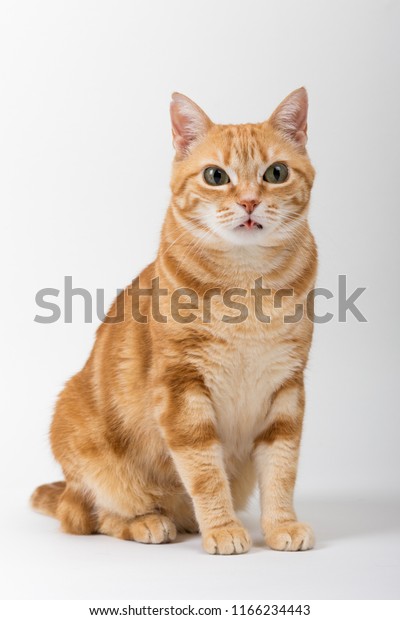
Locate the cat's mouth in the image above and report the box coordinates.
[237,219,263,230]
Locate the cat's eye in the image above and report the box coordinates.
[263,163,289,184]
[203,167,230,186]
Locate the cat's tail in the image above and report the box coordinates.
[30,481,66,518]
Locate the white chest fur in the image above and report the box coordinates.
[202,330,300,473]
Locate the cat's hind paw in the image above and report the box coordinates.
[128,513,177,544]
[265,521,314,551]
[203,522,251,555]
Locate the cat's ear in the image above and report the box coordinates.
[170,93,213,158]
[269,87,308,148]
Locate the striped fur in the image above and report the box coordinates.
[31,89,317,554]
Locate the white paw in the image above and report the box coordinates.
[265,521,314,551]
[203,522,251,555]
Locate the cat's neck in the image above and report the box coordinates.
[157,204,315,292]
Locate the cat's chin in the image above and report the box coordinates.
[215,226,270,248]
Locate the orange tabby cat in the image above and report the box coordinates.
[31,88,317,554]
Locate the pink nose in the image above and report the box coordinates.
[238,198,260,214]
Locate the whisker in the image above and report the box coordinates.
[159,216,208,259]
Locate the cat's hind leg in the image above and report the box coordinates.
[56,483,96,534]
[97,510,177,544]
[31,480,177,543]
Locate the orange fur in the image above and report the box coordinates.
[31,88,317,554]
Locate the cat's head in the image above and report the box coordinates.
[169,88,315,248]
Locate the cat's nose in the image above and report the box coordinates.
[237,198,261,214]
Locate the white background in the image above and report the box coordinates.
[0,0,399,600]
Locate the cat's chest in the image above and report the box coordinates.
[201,332,299,462]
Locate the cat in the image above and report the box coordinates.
[31,88,317,555]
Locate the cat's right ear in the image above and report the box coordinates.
[170,93,213,158]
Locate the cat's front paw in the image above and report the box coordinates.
[203,522,251,555]
[265,521,314,551]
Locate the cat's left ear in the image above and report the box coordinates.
[268,87,308,148]
[170,93,213,158]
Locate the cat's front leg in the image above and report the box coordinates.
[157,372,251,555]
[254,374,315,551]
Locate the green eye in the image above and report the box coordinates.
[203,167,230,186]
[263,163,289,184]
